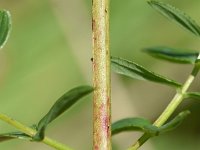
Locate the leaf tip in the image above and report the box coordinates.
[0,10,12,49]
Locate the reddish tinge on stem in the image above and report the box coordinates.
[92,0,111,149]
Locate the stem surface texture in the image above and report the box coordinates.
[92,0,111,149]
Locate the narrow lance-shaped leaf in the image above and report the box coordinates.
[0,10,11,48]
[148,0,200,37]
[112,111,190,136]
[184,92,200,100]
[158,110,190,134]
[111,118,158,136]
[111,57,181,88]
[0,132,31,142]
[33,86,93,141]
[144,47,199,64]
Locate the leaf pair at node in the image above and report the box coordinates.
[0,86,93,143]
[0,9,94,144]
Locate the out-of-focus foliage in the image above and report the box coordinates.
[0,0,200,150]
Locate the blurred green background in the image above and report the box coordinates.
[0,0,200,150]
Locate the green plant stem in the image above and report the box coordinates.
[92,0,111,149]
[0,113,72,150]
[128,63,200,150]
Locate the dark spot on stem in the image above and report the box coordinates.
[92,19,95,31]
[105,8,108,13]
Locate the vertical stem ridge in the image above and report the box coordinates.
[92,0,111,150]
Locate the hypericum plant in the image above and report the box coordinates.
[0,0,200,150]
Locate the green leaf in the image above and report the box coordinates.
[0,132,31,142]
[158,110,190,134]
[148,0,200,37]
[111,56,181,88]
[33,85,93,141]
[112,111,190,136]
[184,92,200,100]
[111,118,158,136]
[144,47,199,64]
[0,10,11,48]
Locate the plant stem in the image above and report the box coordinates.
[0,113,72,150]
[92,0,111,149]
[129,63,200,150]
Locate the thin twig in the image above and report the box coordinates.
[129,62,200,150]
[0,113,72,150]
